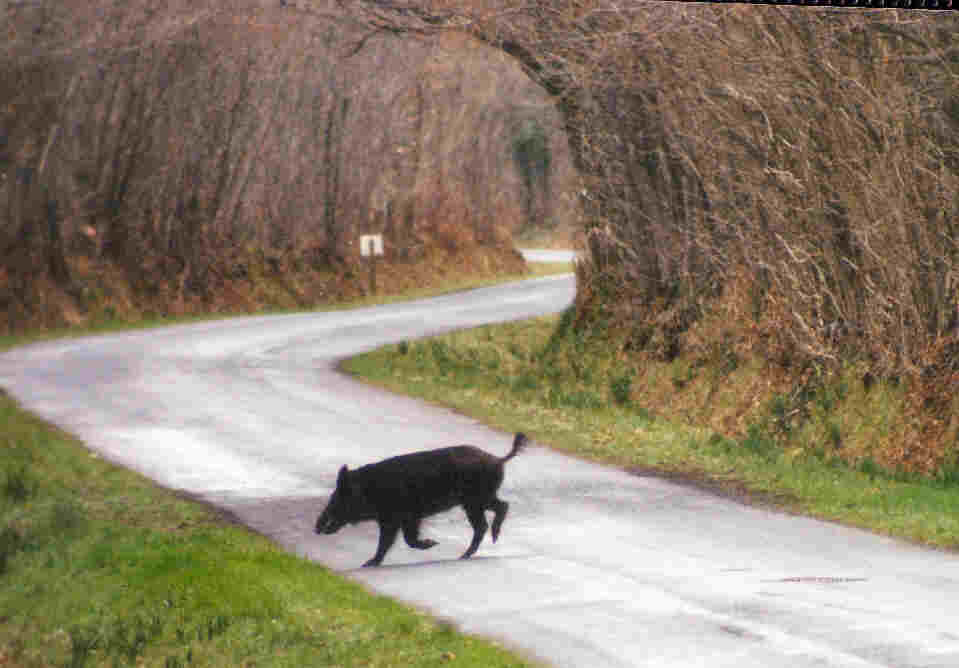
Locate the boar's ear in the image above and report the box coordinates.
[336,464,350,488]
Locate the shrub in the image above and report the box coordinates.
[512,372,540,393]
[0,526,23,576]
[430,340,454,375]
[610,373,632,406]
[562,389,603,411]
[3,465,37,503]
[740,423,776,459]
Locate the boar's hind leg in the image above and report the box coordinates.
[363,522,400,567]
[489,498,509,543]
[402,518,438,550]
[460,504,489,559]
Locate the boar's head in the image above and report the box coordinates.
[315,465,374,535]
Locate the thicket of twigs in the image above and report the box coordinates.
[489,4,959,376]
[0,0,568,330]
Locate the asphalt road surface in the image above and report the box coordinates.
[2,253,958,667]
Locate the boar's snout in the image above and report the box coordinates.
[315,506,347,535]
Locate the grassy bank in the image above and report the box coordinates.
[1,266,574,667]
[343,314,959,550]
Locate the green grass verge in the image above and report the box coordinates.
[342,315,959,550]
[0,394,531,667]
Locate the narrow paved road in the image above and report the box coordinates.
[2,255,958,667]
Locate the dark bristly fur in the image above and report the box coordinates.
[315,432,528,567]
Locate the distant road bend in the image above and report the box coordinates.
[2,250,958,667]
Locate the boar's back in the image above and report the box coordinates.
[353,445,503,517]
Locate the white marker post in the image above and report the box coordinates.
[359,234,384,294]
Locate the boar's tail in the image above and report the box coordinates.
[502,432,529,463]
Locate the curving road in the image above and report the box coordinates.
[2,252,958,667]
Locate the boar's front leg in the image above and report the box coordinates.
[364,521,400,567]
[402,518,438,550]
[460,504,489,559]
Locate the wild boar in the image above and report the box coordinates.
[315,432,528,567]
